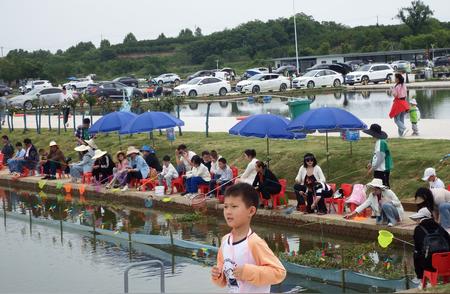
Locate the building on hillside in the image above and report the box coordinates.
[273,48,450,72]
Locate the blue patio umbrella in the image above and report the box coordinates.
[286,107,367,174]
[89,111,138,134]
[229,114,306,167]
[119,111,184,135]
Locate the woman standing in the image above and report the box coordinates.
[293,153,326,212]
[252,161,281,208]
[389,73,410,137]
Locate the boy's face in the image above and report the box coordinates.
[223,195,256,229]
[203,154,210,162]
[218,161,226,169]
[143,151,149,156]
[428,175,436,182]
[163,160,169,167]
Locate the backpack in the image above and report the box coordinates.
[420,226,450,259]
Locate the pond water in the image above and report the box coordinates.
[178,89,450,119]
[0,187,414,293]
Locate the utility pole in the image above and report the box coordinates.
[376,15,379,27]
[293,0,300,75]
[0,46,3,57]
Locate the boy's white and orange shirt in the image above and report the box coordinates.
[212,230,286,293]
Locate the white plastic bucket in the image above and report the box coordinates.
[155,186,165,196]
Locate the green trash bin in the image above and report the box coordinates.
[287,99,312,119]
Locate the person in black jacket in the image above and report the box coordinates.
[141,145,162,172]
[1,135,14,165]
[252,161,281,208]
[91,149,115,182]
[16,138,39,175]
[411,207,450,281]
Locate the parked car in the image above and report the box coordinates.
[213,68,236,80]
[433,56,450,67]
[152,73,181,86]
[19,80,52,94]
[8,87,63,110]
[293,70,343,89]
[87,82,142,99]
[345,64,394,85]
[345,60,365,71]
[390,60,415,71]
[63,77,94,90]
[112,77,139,87]
[274,65,297,76]
[236,73,289,94]
[306,63,352,76]
[186,70,215,81]
[242,67,269,79]
[0,84,13,96]
[173,76,230,97]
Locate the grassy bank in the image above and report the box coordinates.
[1,130,448,199]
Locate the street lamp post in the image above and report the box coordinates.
[293,0,300,75]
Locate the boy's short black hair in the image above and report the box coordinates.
[218,157,227,164]
[224,183,259,210]
[83,118,91,125]
[163,155,170,161]
[2,135,9,140]
[177,144,187,151]
[201,150,210,156]
[15,142,22,147]
[23,138,32,145]
[244,149,256,158]
[191,155,202,165]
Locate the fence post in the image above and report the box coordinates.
[205,102,211,138]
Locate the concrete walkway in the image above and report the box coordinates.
[0,170,417,240]
[345,80,450,90]
[5,114,450,140]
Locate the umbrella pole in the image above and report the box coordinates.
[326,131,330,177]
[350,141,353,156]
[266,137,270,169]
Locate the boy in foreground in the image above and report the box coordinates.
[211,183,286,293]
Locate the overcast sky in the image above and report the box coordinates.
[0,0,448,55]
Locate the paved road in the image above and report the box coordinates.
[4,114,450,140]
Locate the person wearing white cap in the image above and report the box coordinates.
[415,187,450,230]
[41,141,66,180]
[121,146,150,192]
[410,207,450,284]
[70,145,94,183]
[92,149,114,183]
[409,98,420,136]
[422,167,445,189]
[344,178,404,227]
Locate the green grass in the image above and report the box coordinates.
[2,130,448,199]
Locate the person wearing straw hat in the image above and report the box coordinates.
[344,178,404,227]
[70,145,94,183]
[106,151,129,189]
[421,167,445,189]
[122,146,149,192]
[410,207,450,284]
[41,141,66,180]
[363,124,393,188]
[91,149,114,183]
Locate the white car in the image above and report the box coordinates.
[173,76,230,97]
[236,73,289,94]
[63,77,93,90]
[19,80,52,94]
[293,70,343,89]
[345,64,394,85]
[153,73,181,86]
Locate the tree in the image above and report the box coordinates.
[397,0,433,35]
[195,27,203,37]
[123,33,137,44]
[157,33,166,39]
[178,28,194,38]
[100,39,111,48]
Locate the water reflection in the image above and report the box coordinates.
[176,89,450,119]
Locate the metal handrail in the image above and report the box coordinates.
[124,260,165,293]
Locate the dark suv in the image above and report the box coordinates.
[0,84,13,96]
[87,82,142,99]
[113,77,139,87]
[434,56,450,67]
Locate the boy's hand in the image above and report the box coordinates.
[211,266,221,278]
[233,266,244,280]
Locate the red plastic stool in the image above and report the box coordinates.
[198,184,209,194]
[82,172,92,184]
[422,252,450,288]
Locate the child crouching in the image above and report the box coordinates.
[211,183,286,293]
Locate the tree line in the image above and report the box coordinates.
[0,0,447,84]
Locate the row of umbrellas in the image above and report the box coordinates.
[89,107,367,174]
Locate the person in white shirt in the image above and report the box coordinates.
[158,155,179,194]
[175,144,196,174]
[210,150,223,175]
[422,167,445,189]
[208,157,233,196]
[237,149,258,185]
[182,155,211,197]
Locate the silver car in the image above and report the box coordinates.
[8,87,63,110]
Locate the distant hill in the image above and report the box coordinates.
[1,12,449,83]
